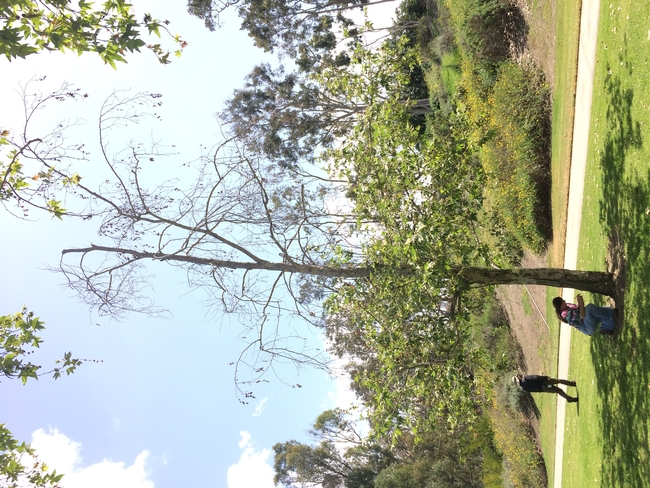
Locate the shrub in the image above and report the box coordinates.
[375,463,427,488]
[467,290,520,373]
[479,209,524,266]
[481,60,551,251]
[488,377,547,488]
[443,0,516,62]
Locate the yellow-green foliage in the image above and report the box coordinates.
[488,398,546,488]
[442,0,515,62]
[435,0,552,253]
[441,52,461,95]
[482,61,550,252]
[466,415,504,487]
[456,56,494,132]
[482,447,504,488]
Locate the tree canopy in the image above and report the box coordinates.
[220,36,430,169]
[186,0,397,55]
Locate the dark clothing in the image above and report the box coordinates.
[520,375,553,392]
[518,375,577,402]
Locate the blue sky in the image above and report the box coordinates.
[0,0,396,486]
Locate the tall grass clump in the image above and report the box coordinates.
[443,0,516,63]
[481,60,551,252]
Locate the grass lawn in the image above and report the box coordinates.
[561,1,650,486]
[537,294,561,484]
[539,0,583,482]
[549,0,582,267]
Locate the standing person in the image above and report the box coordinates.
[552,294,616,336]
[512,374,578,402]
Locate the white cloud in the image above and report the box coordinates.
[31,429,154,488]
[252,397,269,417]
[237,431,251,449]
[227,431,275,488]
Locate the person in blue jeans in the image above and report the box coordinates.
[552,294,616,336]
[512,374,578,402]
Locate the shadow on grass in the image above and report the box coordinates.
[521,393,542,421]
[591,46,650,487]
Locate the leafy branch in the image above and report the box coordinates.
[0,0,187,67]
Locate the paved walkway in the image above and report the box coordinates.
[553,1,601,487]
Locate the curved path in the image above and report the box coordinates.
[553,1,600,486]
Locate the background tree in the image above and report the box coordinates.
[273,409,394,488]
[373,424,485,488]
[220,36,430,169]
[186,0,398,55]
[0,0,186,67]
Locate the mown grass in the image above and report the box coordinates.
[536,292,561,484]
[548,0,582,267]
[562,1,650,486]
[538,0,583,483]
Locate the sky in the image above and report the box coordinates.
[0,1,395,487]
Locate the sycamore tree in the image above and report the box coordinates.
[0,425,62,488]
[1,308,88,383]
[31,85,616,400]
[8,80,617,413]
[0,79,89,219]
[0,0,186,67]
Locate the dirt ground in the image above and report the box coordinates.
[496,251,554,377]
[495,251,556,441]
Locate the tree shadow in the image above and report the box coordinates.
[589,40,650,487]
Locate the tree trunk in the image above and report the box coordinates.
[456,267,615,297]
[62,245,616,296]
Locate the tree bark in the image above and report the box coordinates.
[456,267,615,297]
